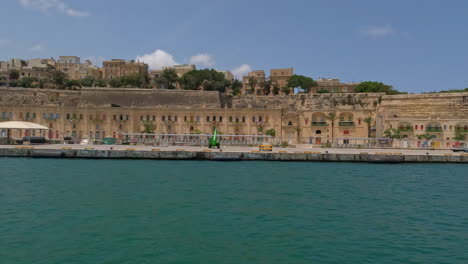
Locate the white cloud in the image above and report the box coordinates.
[136,49,178,70]
[231,64,252,79]
[29,44,45,52]
[84,56,106,67]
[360,24,396,38]
[18,0,89,17]
[189,53,215,68]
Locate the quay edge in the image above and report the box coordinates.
[0,148,467,163]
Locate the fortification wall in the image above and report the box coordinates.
[230,93,383,111]
[378,93,468,119]
[0,87,222,108]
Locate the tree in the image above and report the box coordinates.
[384,128,401,139]
[109,78,122,88]
[416,133,432,141]
[80,76,96,87]
[52,71,68,87]
[354,81,405,95]
[0,76,7,86]
[159,68,179,89]
[248,77,257,94]
[265,129,276,137]
[262,80,272,95]
[95,79,107,87]
[66,80,82,89]
[9,69,20,80]
[257,125,264,134]
[8,81,18,87]
[317,88,330,93]
[272,84,280,95]
[287,74,318,93]
[141,120,156,133]
[281,86,291,95]
[436,88,468,93]
[121,73,148,88]
[231,79,242,95]
[453,132,466,141]
[363,117,373,138]
[19,77,38,88]
[326,112,337,142]
[179,69,229,92]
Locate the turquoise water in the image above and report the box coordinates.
[1,159,467,264]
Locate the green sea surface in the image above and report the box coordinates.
[1,158,467,264]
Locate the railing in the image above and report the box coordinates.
[399,127,414,132]
[455,128,468,133]
[426,127,442,132]
[311,122,328,126]
[339,121,355,127]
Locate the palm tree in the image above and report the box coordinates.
[326,112,337,143]
[364,117,373,138]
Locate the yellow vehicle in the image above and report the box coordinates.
[259,144,273,152]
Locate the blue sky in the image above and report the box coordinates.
[1,0,468,93]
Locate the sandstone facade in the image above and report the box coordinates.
[0,88,466,146]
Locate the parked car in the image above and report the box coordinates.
[64,136,80,144]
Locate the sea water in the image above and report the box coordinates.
[1,158,467,264]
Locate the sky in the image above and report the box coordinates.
[1,0,468,93]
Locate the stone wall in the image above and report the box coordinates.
[230,93,382,111]
[0,87,222,108]
[377,92,468,141]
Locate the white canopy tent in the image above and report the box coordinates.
[0,121,49,144]
[0,121,49,130]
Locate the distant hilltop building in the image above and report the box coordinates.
[1,55,362,95]
[311,78,361,93]
[56,56,102,80]
[0,58,55,81]
[102,59,148,80]
[242,68,294,95]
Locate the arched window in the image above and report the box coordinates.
[288,121,293,126]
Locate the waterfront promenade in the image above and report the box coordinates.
[0,144,467,163]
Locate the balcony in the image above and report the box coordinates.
[426,127,442,132]
[339,121,355,127]
[455,127,468,133]
[398,127,414,132]
[311,122,328,127]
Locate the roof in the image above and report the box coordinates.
[0,121,49,130]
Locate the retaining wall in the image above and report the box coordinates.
[0,148,467,163]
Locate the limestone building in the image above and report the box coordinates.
[270,68,294,91]
[310,78,361,93]
[102,59,148,80]
[0,58,56,81]
[242,70,266,95]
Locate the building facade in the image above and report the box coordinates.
[102,59,148,80]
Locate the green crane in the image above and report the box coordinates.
[208,127,220,148]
